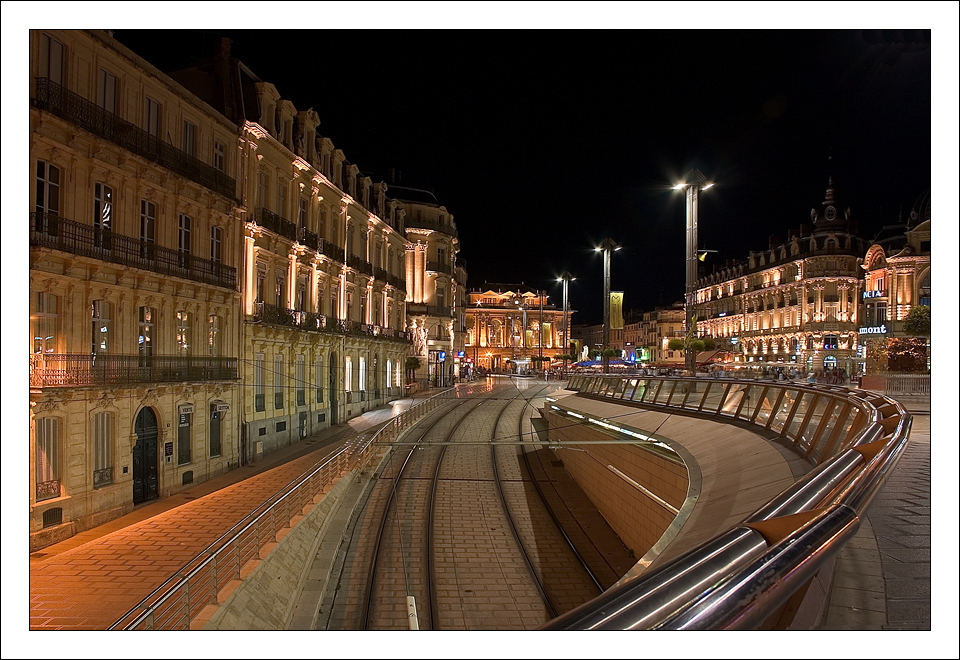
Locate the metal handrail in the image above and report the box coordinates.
[542,374,912,630]
[109,389,450,630]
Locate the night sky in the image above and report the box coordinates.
[109,28,931,326]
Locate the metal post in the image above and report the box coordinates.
[599,239,617,374]
[685,183,699,376]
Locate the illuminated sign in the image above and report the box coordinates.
[438,351,446,362]
[858,324,887,335]
[863,290,885,299]
[457,351,465,358]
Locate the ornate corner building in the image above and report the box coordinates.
[465,285,568,372]
[29,30,243,548]
[695,179,868,375]
[394,187,462,386]
[859,191,931,377]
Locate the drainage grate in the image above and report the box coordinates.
[42,507,63,528]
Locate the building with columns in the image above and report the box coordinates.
[168,43,413,456]
[29,30,243,549]
[859,191,931,378]
[695,178,868,375]
[394,187,461,387]
[465,285,567,372]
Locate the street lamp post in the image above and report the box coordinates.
[595,238,620,374]
[557,271,575,372]
[673,170,713,376]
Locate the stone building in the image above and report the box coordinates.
[29,30,243,548]
[467,285,568,372]
[695,178,868,375]
[859,191,931,380]
[163,39,413,455]
[392,186,461,387]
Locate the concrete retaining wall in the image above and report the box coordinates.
[200,472,354,630]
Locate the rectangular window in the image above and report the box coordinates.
[182,120,196,157]
[40,33,65,85]
[207,315,222,357]
[178,214,192,267]
[255,354,265,412]
[274,355,284,409]
[138,306,155,358]
[91,300,111,355]
[140,200,156,260]
[344,356,352,394]
[258,171,269,208]
[876,302,888,323]
[36,160,60,216]
[176,310,192,356]
[297,356,306,407]
[33,292,59,354]
[36,417,60,501]
[299,198,307,229]
[98,68,118,114]
[144,97,161,138]
[93,412,113,487]
[278,180,287,219]
[94,182,113,241]
[359,357,366,392]
[210,226,222,264]
[178,406,192,465]
[214,139,225,172]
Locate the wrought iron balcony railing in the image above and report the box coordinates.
[30,353,238,388]
[252,303,410,343]
[426,260,453,275]
[30,212,237,290]
[32,78,236,200]
[255,207,297,243]
[346,253,374,276]
[36,479,61,502]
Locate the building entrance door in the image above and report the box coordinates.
[133,407,159,505]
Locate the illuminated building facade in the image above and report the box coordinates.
[695,179,867,374]
[395,188,460,387]
[465,286,567,372]
[168,42,413,455]
[29,30,243,548]
[859,191,931,377]
[639,305,687,366]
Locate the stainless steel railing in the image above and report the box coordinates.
[109,390,450,630]
[542,374,911,630]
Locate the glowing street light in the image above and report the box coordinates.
[673,169,714,376]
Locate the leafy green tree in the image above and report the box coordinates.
[903,305,931,337]
[405,356,421,383]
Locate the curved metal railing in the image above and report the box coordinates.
[541,374,912,630]
[110,390,453,630]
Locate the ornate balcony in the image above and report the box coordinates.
[36,479,61,502]
[31,212,237,289]
[426,260,453,275]
[404,217,458,239]
[32,78,236,200]
[93,467,114,488]
[255,207,297,242]
[346,253,374,276]
[252,303,410,343]
[30,353,238,388]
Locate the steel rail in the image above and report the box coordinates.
[541,374,912,630]
[489,384,558,619]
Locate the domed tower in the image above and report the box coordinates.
[810,176,852,228]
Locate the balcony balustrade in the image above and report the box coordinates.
[404,217,458,239]
[30,212,237,290]
[29,353,238,388]
[255,207,297,243]
[93,467,114,489]
[252,303,410,342]
[32,78,236,199]
[426,260,453,275]
[346,253,374,276]
[36,479,61,502]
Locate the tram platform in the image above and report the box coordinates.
[21,382,935,636]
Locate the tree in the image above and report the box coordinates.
[903,305,931,337]
[405,356,421,384]
[601,347,620,358]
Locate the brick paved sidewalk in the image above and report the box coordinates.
[28,391,443,631]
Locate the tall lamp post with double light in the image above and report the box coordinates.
[595,238,621,374]
[557,271,575,372]
[673,169,714,376]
